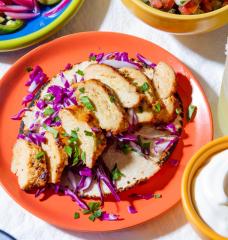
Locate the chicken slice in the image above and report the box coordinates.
[41,129,68,184]
[11,139,48,190]
[119,67,156,104]
[84,64,141,108]
[59,106,106,168]
[75,79,128,134]
[152,62,176,99]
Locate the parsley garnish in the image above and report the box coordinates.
[83,202,102,222]
[139,82,149,93]
[43,107,54,116]
[84,130,93,137]
[81,151,86,164]
[76,69,84,76]
[64,146,73,157]
[187,105,197,121]
[36,151,45,159]
[154,194,162,199]
[80,96,95,111]
[153,102,161,112]
[121,144,132,154]
[111,163,125,181]
[43,124,58,138]
[175,108,181,115]
[109,95,115,103]
[90,55,96,61]
[79,87,85,93]
[44,94,54,101]
[72,145,80,166]
[74,212,80,219]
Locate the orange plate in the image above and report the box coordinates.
[0,32,213,232]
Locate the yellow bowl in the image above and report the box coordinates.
[181,137,228,240]
[122,0,228,34]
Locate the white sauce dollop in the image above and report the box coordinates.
[193,149,228,238]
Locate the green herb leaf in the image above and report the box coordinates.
[72,145,80,166]
[71,130,79,139]
[36,151,45,159]
[44,93,54,101]
[187,105,197,121]
[43,124,58,138]
[139,82,149,93]
[80,96,95,111]
[43,107,55,116]
[109,95,115,103]
[175,108,181,115]
[26,66,33,72]
[154,194,162,199]
[93,209,102,218]
[111,163,125,181]
[90,56,96,61]
[81,151,86,164]
[153,102,161,112]
[76,69,84,76]
[64,146,73,157]
[89,214,96,221]
[74,212,80,219]
[84,130,93,137]
[121,144,132,155]
[54,116,61,122]
[79,87,85,93]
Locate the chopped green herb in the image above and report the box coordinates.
[180,0,186,4]
[142,142,151,149]
[74,212,80,219]
[71,130,79,139]
[43,107,54,116]
[54,116,61,122]
[89,209,102,221]
[62,132,70,137]
[83,202,102,221]
[72,145,80,166]
[64,146,73,157]
[111,163,125,181]
[153,102,161,112]
[90,55,96,61]
[44,94,54,101]
[76,69,84,76]
[43,124,58,138]
[121,144,132,155]
[79,87,85,93]
[175,108,181,115]
[80,96,95,111]
[154,194,162,199]
[89,214,96,221]
[36,151,45,159]
[26,66,33,72]
[139,82,149,93]
[138,105,143,113]
[109,95,115,103]
[84,130,93,137]
[187,105,197,121]
[81,151,86,164]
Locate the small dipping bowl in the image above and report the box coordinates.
[181,136,228,240]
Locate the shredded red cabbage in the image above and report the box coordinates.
[136,53,157,68]
[100,211,119,221]
[11,107,29,120]
[64,189,89,210]
[128,205,137,214]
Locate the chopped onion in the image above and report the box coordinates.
[43,0,70,17]
[0,5,31,12]
[5,11,40,19]
[128,205,137,214]
[64,189,89,210]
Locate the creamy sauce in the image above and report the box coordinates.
[193,150,228,238]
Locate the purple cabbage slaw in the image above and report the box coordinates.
[11,52,181,220]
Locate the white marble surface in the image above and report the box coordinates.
[0,0,227,239]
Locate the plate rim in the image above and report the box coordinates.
[0,0,85,52]
[0,31,214,232]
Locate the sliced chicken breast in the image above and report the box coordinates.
[152,62,176,99]
[75,79,128,134]
[41,129,68,184]
[84,64,141,108]
[119,67,156,104]
[11,139,48,190]
[59,106,106,168]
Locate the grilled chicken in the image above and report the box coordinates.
[59,106,106,168]
[11,139,48,190]
[119,67,156,104]
[41,129,68,184]
[84,64,141,108]
[75,79,128,134]
[152,62,176,99]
